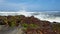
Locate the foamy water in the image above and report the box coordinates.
[0,10,60,22]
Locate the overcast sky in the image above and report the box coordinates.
[0,0,60,11]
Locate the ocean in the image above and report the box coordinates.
[0,10,60,22]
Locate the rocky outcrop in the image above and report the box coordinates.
[0,15,59,34]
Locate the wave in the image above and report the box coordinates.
[0,11,60,22]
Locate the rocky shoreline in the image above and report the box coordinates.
[0,15,60,34]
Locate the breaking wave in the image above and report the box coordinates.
[0,10,60,22]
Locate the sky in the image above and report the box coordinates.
[0,0,60,11]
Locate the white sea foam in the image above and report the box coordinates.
[0,10,60,22]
